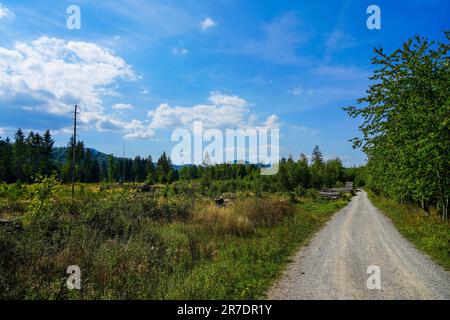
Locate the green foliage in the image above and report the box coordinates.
[346,32,449,219]
[0,129,55,183]
[369,192,450,270]
[165,199,347,299]
[0,181,28,202]
[0,189,348,299]
[107,154,115,183]
[2,128,365,194]
[23,175,61,226]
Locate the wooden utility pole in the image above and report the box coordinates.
[122,143,126,183]
[71,105,78,199]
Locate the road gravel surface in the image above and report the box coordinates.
[268,191,450,300]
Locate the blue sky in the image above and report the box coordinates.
[0,0,448,166]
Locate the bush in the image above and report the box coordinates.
[305,188,318,200]
[23,175,61,227]
[294,185,306,197]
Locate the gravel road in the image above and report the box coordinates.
[268,190,450,300]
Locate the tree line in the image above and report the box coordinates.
[346,33,449,219]
[0,129,364,190]
[0,129,55,183]
[0,130,177,184]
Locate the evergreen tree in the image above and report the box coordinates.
[107,154,116,183]
[310,145,324,189]
[13,129,26,181]
[0,137,14,182]
[156,152,172,183]
[42,130,55,176]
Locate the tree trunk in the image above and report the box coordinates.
[443,198,448,221]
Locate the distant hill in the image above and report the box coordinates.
[52,147,111,165]
[52,147,271,168]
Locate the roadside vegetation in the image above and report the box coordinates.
[0,125,364,298]
[346,32,449,220]
[368,192,450,270]
[346,32,449,270]
[0,175,349,299]
[0,130,361,299]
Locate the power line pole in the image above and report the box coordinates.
[71,105,78,199]
[122,143,126,183]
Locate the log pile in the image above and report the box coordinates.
[318,190,341,200]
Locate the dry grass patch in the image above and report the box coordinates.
[191,198,294,236]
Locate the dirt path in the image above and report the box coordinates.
[268,191,450,300]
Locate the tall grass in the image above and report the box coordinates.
[0,182,347,299]
[368,191,450,270]
[191,198,294,236]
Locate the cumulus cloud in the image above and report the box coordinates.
[148,102,249,131]
[262,114,282,129]
[0,3,13,19]
[125,92,280,140]
[112,103,133,110]
[200,17,217,30]
[124,124,155,140]
[208,91,248,107]
[0,36,141,135]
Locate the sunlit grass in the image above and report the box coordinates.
[0,183,349,299]
[368,191,450,270]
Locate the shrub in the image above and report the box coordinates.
[305,188,318,200]
[23,175,61,227]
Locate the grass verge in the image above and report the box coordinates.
[368,191,450,270]
[164,199,348,299]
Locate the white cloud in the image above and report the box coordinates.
[147,102,249,131]
[262,115,282,129]
[126,92,279,140]
[208,91,248,107]
[0,3,13,19]
[112,103,133,110]
[201,17,217,30]
[141,88,149,95]
[124,126,155,140]
[0,36,140,135]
